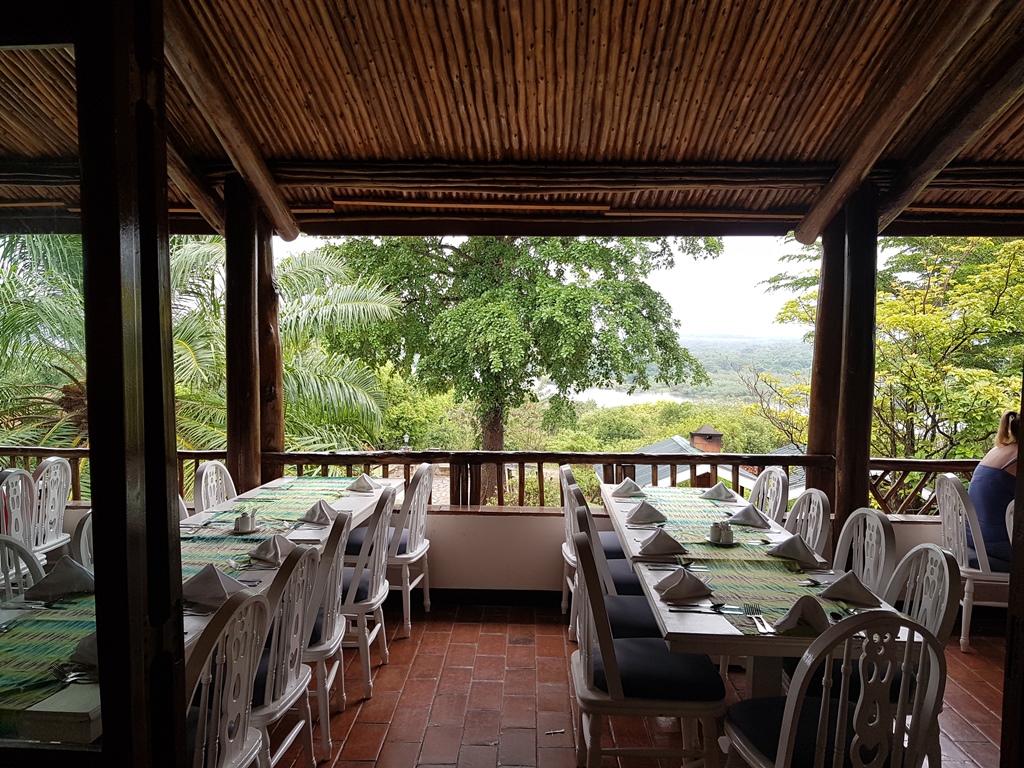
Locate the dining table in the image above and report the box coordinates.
[599,483,888,697]
[0,474,402,745]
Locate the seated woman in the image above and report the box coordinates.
[967,410,1019,572]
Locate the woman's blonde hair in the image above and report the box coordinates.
[996,410,1020,447]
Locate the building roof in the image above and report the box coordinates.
[5,1,1024,238]
[592,434,765,488]
[691,425,723,437]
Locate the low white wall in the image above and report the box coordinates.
[888,514,942,562]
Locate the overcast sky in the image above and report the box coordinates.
[273,234,812,341]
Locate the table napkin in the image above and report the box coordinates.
[625,500,667,524]
[767,535,820,568]
[654,568,712,603]
[728,503,771,529]
[248,534,296,566]
[24,556,95,600]
[820,570,882,607]
[639,528,687,556]
[610,478,645,498]
[70,632,99,667]
[773,595,831,634]
[182,563,247,606]
[348,473,382,492]
[299,499,337,526]
[699,482,732,501]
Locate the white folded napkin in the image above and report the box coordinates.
[299,499,337,526]
[699,482,732,501]
[348,473,382,492]
[821,570,882,607]
[70,632,98,667]
[610,478,645,498]
[24,556,95,600]
[638,528,688,556]
[767,535,820,568]
[625,500,667,524]
[182,563,247,606]
[728,504,771,529]
[654,568,713,603]
[773,595,831,634]
[248,534,296,566]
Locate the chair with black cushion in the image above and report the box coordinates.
[250,545,319,768]
[724,611,946,768]
[71,510,94,570]
[185,590,269,768]
[562,465,624,560]
[748,466,789,523]
[832,507,896,596]
[0,533,45,600]
[342,486,396,700]
[558,465,581,637]
[937,472,1009,652]
[569,484,644,597]
[194,460,238,514]
[783,488,830,556]
[301,512,352,758]
[387,463,433,637]
[31,457,72,563]
[571,530,726,768]
[0,468,36,548]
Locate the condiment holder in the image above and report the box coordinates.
[234,512,253,533]
[720,522,734,545]
[709,521,722,543]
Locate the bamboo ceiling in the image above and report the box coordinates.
[4,0,1024,237]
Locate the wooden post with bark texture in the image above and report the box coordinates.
[1004,382,1024,768]
[258,214,285,482]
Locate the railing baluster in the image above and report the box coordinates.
[732,465,741,495]
[518,463,526,506]
[651,464,659,486]
[536,462,544,506]
[70,459,81,501]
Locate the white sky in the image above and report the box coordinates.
[273,233,812,341]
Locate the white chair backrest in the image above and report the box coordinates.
[194,461,237,514]
[344,486,396,607]
[0,468,36,546]
[748,466,789,522]
[882,543,961,644]
[1007,498,1015,541]
[783,488,830,555]
[572,486,617,595]
[0,533,45,601]
[32,457,71,550]
[304,511,352,647]
[781,611,946,768]
[390,463,433,557]
[937,472,990,572]
[572,529,623,699]
[257,546,319,708]
[185,590,269,768]
[72,510,94,570]
[178,495,190,521]
[833,507,896,594]
[559,465,580,557]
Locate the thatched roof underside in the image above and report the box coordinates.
[5,0,1024,238]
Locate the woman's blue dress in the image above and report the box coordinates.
[966,463,1015,572]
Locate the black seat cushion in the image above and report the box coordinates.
[781,655,909,701]
[592,638,724,701]
[605,594,661,638]
[345,525,409,556]
[727,695,892,768]
[599,530,626,560]
[607,559,644,596]
[342,567,372,602]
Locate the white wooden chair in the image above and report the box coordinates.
[194,460,238,514]
[250,545,319,768]
[0,533,45,601]
[724,612,946,768]
[571,529,726,768]
[185,590,269,768]
[569,484,643,597]
[301,511,352,758]
[558,465,580,637]
[31,457,72,562]
[0,468,36,548]
[936,472,1010,652]
[832,507,896,596]
[387,462,433,637]
[748,466,789,523]
[782,488,830,556]
[178,494,191,521]
[341,486,395,700]
[1007,498,1015,541]
[71,510,94,570]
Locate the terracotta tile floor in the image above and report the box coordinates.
[277,596,1008,767]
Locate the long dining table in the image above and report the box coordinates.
[0,475,402,745]
[599,483,875,697]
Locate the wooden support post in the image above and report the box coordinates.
[834,183,878,533]
[805,212,846,510]
[225,174,261,492]
[257,215,285,482]
[1003,375,1024,768]
[75,0,186,764]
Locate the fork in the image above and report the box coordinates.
[743,603,775,634]
[49,662,99,684]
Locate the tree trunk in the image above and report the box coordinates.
[480,405,504,503]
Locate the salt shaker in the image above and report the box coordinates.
[234,512,253,533]
[720,522,734,545]
[709,521,722,543]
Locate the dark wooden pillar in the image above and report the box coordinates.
[805,211,846,510]
[224,174,261,492]
[76,0,186,764]
[1002,376,1024,768]
[258,215,285,481]
[834,183,878,528]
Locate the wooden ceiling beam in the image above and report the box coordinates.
[878,41,1024,231]
[163,2,299,240]
[166,137,225,235]
[794,0,1001,245]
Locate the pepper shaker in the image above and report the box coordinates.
[709,521,722,543]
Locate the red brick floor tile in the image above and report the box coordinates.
[468,680,504,711]
[419,725,464,764]
[373,663,412,692]
[502,694,538,729]
[537,682,570,712]
[505,668,539,695]
[498,727,537,766]
[385,706,430,743]
[456,744,498,767]
[356,690,400,723]
[429,693,469,726]
[387,639,421,666]
[445,642,477,667]
[401,678,440,709]
[472,654,506,681]
[339,722,388,762]
[536,656,569,683]
[507,644,538,669]
[536,634,567,657]
[939,709,992,743]
[410,652,446,679]
[462,710,502,747]
[536,712,575,748]
[375,740,421,768]
[437,665,473,695]
[451,623,482,643]
[477,633,507,655]
[418,631,453,654]
[973,719,1001,745]
[536,747,578,768]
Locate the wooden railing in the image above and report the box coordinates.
[0,445,980,514]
